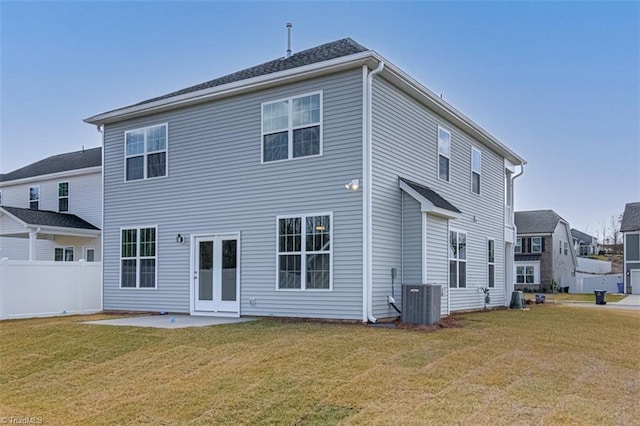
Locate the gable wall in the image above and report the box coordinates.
[102,69,365,318]
[371,76,507,315]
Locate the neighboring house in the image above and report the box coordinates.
[0,148,102,261]
[85,38,525,321]
[621,202,640,294]
[571,228,599,256]
[514,210,577,291]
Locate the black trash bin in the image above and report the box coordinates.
[594,290,607,305]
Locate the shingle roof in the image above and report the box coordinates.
[514,210,565,234]
[399,178,461,214]
[1,206,100,230]
[0,147,101,182]
[571,228,595,244]
[133,38,368,107]
[621,202,640,232]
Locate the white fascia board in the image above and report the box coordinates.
[85,52,376,125]
[399,179,460,220]
[372,52,526,166]
[37,226,101,238]
[0,166,101,188]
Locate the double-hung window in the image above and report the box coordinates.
[29,186,39,210]
[58,182,69,212]
[262,92,322,162]
[125,124,168,181]
[438,126,451,182]
[121,227,157,288]
[488,239,495,288]
[564,242,568,255]
[532,237,542,253]
[515,237,522,253]
[277,214,331,290]
[449,230,467,288]
[471,147,481,194]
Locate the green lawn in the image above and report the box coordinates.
[1,306,639,425]
[525,293,628,303]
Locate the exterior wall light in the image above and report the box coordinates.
[176,234,185,244]
[345,179,360,191]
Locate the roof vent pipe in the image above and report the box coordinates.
[286,23,292,58]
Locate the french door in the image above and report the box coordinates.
[193,234,239,315]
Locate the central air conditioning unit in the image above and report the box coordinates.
[401,284,441,325]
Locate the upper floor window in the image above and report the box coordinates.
[0,190,2,205]
[125,124,168,181]
[277,213,331,290]
[532,237,542,253]
[262,92,322,162]
[449,230,467,288]
[564,242,568,255]
[559,241,562,254]
[58,182,69,212]
[471,147,481,194]
[29,186,39,210]
[515,237,522,253]
[438,126,451,182]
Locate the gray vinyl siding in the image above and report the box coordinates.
[371,76,506,315]
[102,69,364,319]
[401,192,423,290]
[425,214,450,314]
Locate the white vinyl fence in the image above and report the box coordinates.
[0,260,102,320]
[565,274,624,294]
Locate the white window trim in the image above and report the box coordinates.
[449,228,467,289]
[123,123,169,182]
[515,262,540,285]
[54,246,75,262]
[261,91,323,164]
[83,245,96,262]
[119,225,159,289]
[532,236,542,253]
[275,211,333,291]
[437,126,451,182]
[58,181,69,212]
[471,147,481,195]
[29,185,40,209]
[487,238,495,288]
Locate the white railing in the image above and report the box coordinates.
[0,260,102,320]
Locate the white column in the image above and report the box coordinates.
[28,230,37,261]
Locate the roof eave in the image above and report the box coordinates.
[0,166,102,187]
[84,51,377,125]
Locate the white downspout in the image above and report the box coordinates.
[97,124,104,312]
[507,164,524,303]
[363,61,384,323]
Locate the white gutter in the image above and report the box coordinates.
[0,166,101,188]
[363,60,384,323]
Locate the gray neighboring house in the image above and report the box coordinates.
[0,148,102,261]
[514,210,577,291]
[571,228,599,256]
[621,202,640,294]
[85,38,525,321]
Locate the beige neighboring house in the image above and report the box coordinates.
[0,148,102,261]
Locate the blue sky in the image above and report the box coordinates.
[1,1,638,235]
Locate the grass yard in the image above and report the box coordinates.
[1,305,639,425]
[525,293,627,303]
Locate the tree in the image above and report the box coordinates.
[609,214,621,246]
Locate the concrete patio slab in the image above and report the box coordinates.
[85,315,257,329]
